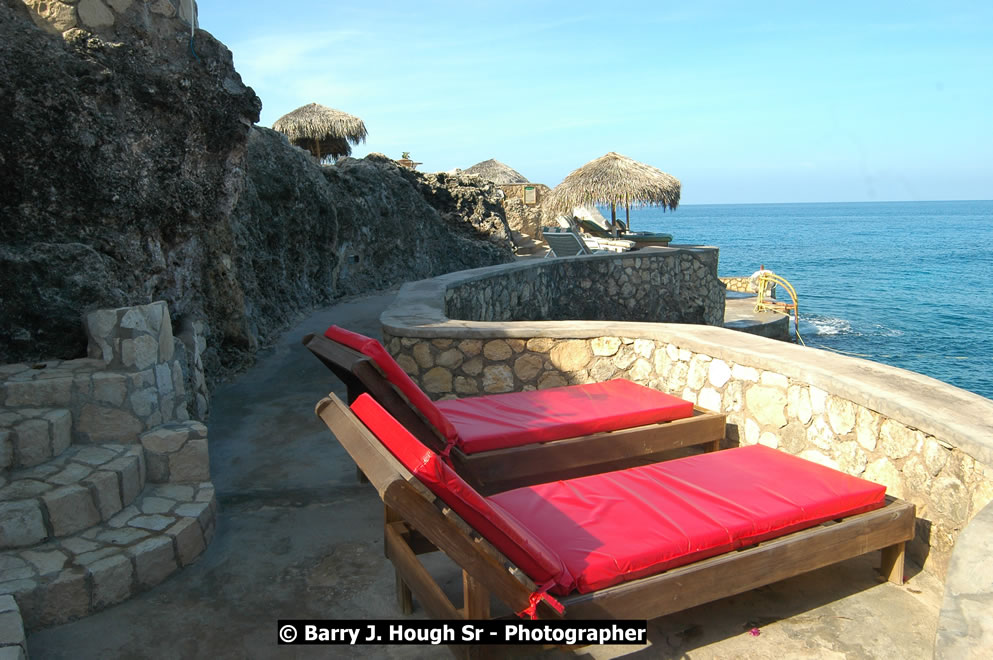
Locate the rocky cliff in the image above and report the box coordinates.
[0,0,512,378]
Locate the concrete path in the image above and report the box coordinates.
[28,288,942,659]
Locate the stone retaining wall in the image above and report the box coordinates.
[386,329,993,576]
[381,259,993,583]
[444,247,725,326]
[721,275,775,297]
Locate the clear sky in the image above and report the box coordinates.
[196,1,992,204]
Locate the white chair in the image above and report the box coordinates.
[543,230,594,257]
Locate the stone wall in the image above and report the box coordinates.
[20,0,196,39]
[721,275,776,297]
[444,248,725,326]
[0,302,197,454]
[381,262,993,582]
[722,276,756,293]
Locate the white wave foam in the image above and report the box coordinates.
[800,316,851,336]
[876,325,904,337]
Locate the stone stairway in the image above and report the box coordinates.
[0,302,216,653]
[511,229,547,256]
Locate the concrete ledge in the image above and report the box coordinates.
[936,498,993,658]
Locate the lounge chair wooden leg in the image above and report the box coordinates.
[462,570,490,620]
[709,438,721,453]
[396,569,414,614]
[880,542,905,584]
[383,506,401,558]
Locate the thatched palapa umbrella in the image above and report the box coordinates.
[464,159,529,184]
[546,152,680,232]
[272,103,368,163]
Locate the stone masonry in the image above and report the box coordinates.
[20,0,198,39]
[388,333,993,580]
[721,274,775,297]
[382,257,993,587]
[0,301,216,638]
[0,302,207,445]
[444,248,725,326]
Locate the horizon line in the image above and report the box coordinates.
[665,199,993,208]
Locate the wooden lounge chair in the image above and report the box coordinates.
[315,392,915,658]
[303,327,726,493]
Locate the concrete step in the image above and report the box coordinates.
[0,594,26,659]
[0,445,145,550]
[0,361,96,410]
[0,408,72,472]
[0,482,216,631]
[0,357,190,447]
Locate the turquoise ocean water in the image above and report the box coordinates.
[615,200,993,401]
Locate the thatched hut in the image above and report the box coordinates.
[272,103,368,163]
[464,159,546,205]
[464,159,529,185]
[545,152,680,230]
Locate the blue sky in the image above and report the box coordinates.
[196,1,992,204]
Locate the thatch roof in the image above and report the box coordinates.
[545,152,680,215]
[272,103,368,162]
[464,159,528,184]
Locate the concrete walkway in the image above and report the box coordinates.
[28,288,942,659]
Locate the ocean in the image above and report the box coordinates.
[616,200,993,401]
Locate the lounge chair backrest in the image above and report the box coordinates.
[350,394,572,591]
[543,231,591,257]
[577,217,611,238]
[323,326,460,444]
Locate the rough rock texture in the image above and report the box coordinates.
[0,2,513,378]
[0,0,260,366]
[392,167,513,250]
[224,136,513,373]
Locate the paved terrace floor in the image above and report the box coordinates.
[28,288,942,659]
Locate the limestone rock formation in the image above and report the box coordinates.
[223,133,513,373]
[0,0,261,368]
[0,1,513,377]
[392,166,513,249]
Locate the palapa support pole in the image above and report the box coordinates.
[610,202,618,237]
[625,193,630,232]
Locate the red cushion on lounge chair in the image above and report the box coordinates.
[435,379,694,453]
[349,394,573,592]
[324,326,459,444]
[489,445,886,594]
